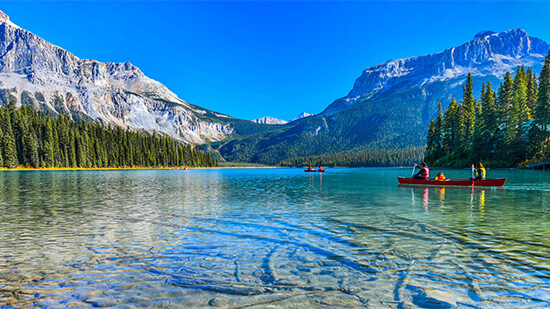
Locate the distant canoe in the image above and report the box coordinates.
[397,177,506,187]
[305,169,326,173]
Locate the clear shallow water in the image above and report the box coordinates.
[1,168,550,307]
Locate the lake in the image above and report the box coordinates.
[1,168,550,307]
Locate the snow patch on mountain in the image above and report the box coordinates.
[291,112,312,122]
[252,116,288,125]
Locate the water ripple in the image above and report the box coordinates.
[2,169,550,307]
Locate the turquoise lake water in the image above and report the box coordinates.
[1,168,550,307]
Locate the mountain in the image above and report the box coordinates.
[322,29,548,115]
[252,112,312,125]
[213,29,550,165]
[0,10,272,144]
[252,116,288,125]
[291,112,312,122]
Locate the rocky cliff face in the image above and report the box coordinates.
[323,29,550,114]
[0,11,233,143]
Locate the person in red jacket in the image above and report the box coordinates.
[413,162,430,180]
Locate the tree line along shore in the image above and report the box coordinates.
[425,50,550,168]
[0,101,217,169]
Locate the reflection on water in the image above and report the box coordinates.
[1,168,550,307]
[400,185,495,218]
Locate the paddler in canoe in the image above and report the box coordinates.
[470,162,486,180]
[412,162,429,180]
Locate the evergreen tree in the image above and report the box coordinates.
[69,130,77,167]
[534,50,550,156]
[442,98,460,154]
[497,72,514,126]
[425,102,445,163]
[480,82,498,159]
[512,66,530,122]
[458,73,477,154]
[504,67,530,164]
[76,130,88,168]
[43,118,55,168]
[470,83,486,162]
[425,120,437,163]
[27,131,40,168]
[0,125,4,167]
[527,67,538,112]
[433,102,444,159]
[2,112,18,168]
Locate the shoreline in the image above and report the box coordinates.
[0,166,526,172]
[0,166,281,171]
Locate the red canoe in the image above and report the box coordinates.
[397,177,506,187]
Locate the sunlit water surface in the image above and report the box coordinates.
[1,168,550,307]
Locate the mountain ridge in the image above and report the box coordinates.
[0,10,239,144]
[322,28,549,115]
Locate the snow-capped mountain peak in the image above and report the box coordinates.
[474,30,497,39]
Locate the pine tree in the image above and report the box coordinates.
[459,73,476,154]
[76,130,88,168]
[534,50,550,156]
[433,102,444,159]
[425,120,437,163]
[43,118,55,168]
[480,82,498,159]
[471,83,486,162]
[443,98,460,154]
[504,67,530,164]
[27,131,39,168]
[512,66,530,123]
[527,67,538,112]
[2,112,19,168]
[497,72,514,126]
[69,130,77,167]
[0,122,4,167]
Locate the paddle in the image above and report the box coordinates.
[471,164,475,183]
[411,163,416,178]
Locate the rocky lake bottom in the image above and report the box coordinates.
[1,168,550,307]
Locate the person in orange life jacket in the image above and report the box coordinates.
[413,162,429,180]
[435,172,445,181]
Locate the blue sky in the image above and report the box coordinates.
[1,1,549,121]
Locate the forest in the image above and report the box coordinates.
[425,50,550,168]
[278,147,425,168]
[0,101,217,169]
